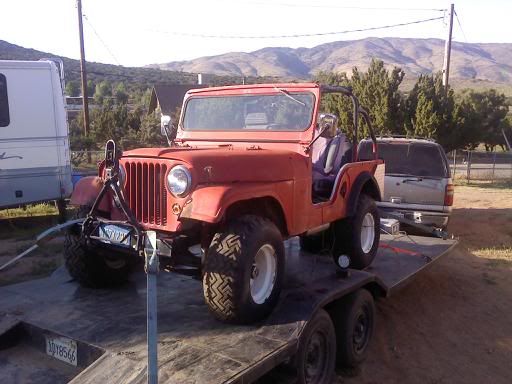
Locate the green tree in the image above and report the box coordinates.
[455,89,510,151]
[86,79,95,97]
[413,94,438,138]
[114,82,129,104]
[351,59,405,136]
[93,80,112,104]
[406,73,459,151]
[65,80,80,97]
[313,60,405,139]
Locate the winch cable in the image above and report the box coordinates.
[0,219,84,272]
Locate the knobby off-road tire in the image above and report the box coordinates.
[332,194,380,270]
[64,206,134,288]
[333,289,375,367]
[295,308,336,384]
[203,215,285,324]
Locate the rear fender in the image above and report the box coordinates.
[180,183,291,233]
[69,176,111,211]
[346,172,382,217]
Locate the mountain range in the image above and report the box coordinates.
[150,37,512,85]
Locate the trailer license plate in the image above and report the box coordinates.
[46,336,77,366]
[98,224,131,247]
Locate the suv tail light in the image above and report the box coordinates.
[444,184,454,206]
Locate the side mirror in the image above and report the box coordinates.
[318,113,339,138]
[160,115,174,145]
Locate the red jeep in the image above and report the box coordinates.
[67,83,384,323]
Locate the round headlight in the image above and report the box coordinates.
[167,165,192,197]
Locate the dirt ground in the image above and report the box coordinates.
[1,185,511,383]
[0,216,64,286]
[339,184,512,384]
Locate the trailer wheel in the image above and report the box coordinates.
[333,194,379,269]
[203,215,285,324]
[295,308,336,384]
[64,206,134,288]
[334,289,375,367]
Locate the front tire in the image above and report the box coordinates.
[203,215,285,324]
[332,194,380,270]
[64,206,134,288]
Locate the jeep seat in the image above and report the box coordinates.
[245,112,268,129]
[312,134,352,202]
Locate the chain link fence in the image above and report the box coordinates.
[448,150,512,183]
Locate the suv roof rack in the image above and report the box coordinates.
[373,135,437,142]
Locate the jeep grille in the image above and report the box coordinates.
[124,161,168,225]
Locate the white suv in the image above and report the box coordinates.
[359,137,454,230]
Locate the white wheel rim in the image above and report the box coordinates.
[250,244,277,305]
[361,213,375,254]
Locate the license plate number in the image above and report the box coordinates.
[98,224,131,247]
[46,336,77,366]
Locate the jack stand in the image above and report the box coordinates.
[145,231,159,384]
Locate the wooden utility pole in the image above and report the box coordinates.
[77,0,90,136]
[442,3,455,92]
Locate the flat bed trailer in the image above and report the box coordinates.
[0,234,457,384]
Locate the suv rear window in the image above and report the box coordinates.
[360,141,448,178]
[0,73,9,127]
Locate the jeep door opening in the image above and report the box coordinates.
[66,83,384,324]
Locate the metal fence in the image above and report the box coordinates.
[448,150,512,183]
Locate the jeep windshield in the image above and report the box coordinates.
[182,92,315,131]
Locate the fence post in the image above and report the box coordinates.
[491,151,497,184]
[452,149,457,179]
[466,150,472,183]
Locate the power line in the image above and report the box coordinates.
[454,10,468,43]
[241,1,446,12]
[82,13,121,65]
[148,16,444,39]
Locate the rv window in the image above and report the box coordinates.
[0,74,9,127]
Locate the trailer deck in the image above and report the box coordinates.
[0,234,457,384]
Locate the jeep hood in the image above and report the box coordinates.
[122,146,307,184]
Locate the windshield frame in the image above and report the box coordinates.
[180,91,316,133]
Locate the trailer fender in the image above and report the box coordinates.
[69,176,110,211]
[180,183,290,233]
[346,172,381,217]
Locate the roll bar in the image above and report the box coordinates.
[319,85,378,161]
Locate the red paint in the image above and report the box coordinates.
[71,83,383,238]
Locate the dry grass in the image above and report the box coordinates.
[0,203,58,219]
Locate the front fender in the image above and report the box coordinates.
[69,176,110,211]
[180,182,291,227]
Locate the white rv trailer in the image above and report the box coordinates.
[0,59,73,209]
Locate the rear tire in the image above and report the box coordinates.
[333,289,375,367]
[203,215,285,324]
[295,308,336,384]
[332,194,379,270]
[64,206,134,288]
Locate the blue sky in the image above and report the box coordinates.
[0,0,510,67]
